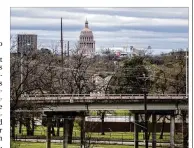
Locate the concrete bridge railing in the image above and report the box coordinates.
[16,94,188,105]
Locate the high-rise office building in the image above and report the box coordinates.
[17,34,37,53]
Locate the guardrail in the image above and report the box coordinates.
[22,94,187,97]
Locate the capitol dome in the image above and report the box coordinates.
[80,20,94,38]
[78,20,95,57]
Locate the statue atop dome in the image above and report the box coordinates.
[85,18,89,28]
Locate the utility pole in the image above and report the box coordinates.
[61,17,64,64]
[67,41,69,57]
[61,18,63,87]
[20,43,30,95]
[61,17,64,58]
[61,17,64,92]
[138,73,150,148]
[20,47,23,94]
[185,48,188,96]
[144,87,148,148]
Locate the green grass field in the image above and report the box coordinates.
[15,119,183,143]
[89,110,130,116]
[11,141,154,148]
[15,124,176,142]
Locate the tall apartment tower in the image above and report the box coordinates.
[17,34,37,53]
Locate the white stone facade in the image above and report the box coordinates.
[78,20,95,57]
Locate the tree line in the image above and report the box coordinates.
[10,42,188,143]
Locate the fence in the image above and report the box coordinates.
[14,129,183,144]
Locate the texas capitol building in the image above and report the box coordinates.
[78,20,95,58]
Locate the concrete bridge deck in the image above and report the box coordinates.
[13,94,188,148]
[16,94,188,112]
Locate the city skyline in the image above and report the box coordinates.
[11,8,188,54]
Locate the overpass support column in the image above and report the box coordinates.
[134,113,139,148]
[152,113,156,148]
[46,114,52,148]
[182,111,188,148]
[170,113,175,148]
[63,116,69,148]
[80,112,85,148]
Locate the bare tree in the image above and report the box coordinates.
[58,45,96,143]
[10,37,60,138]
[149,49,187,139]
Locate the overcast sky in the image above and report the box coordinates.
[11,8,188,54]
